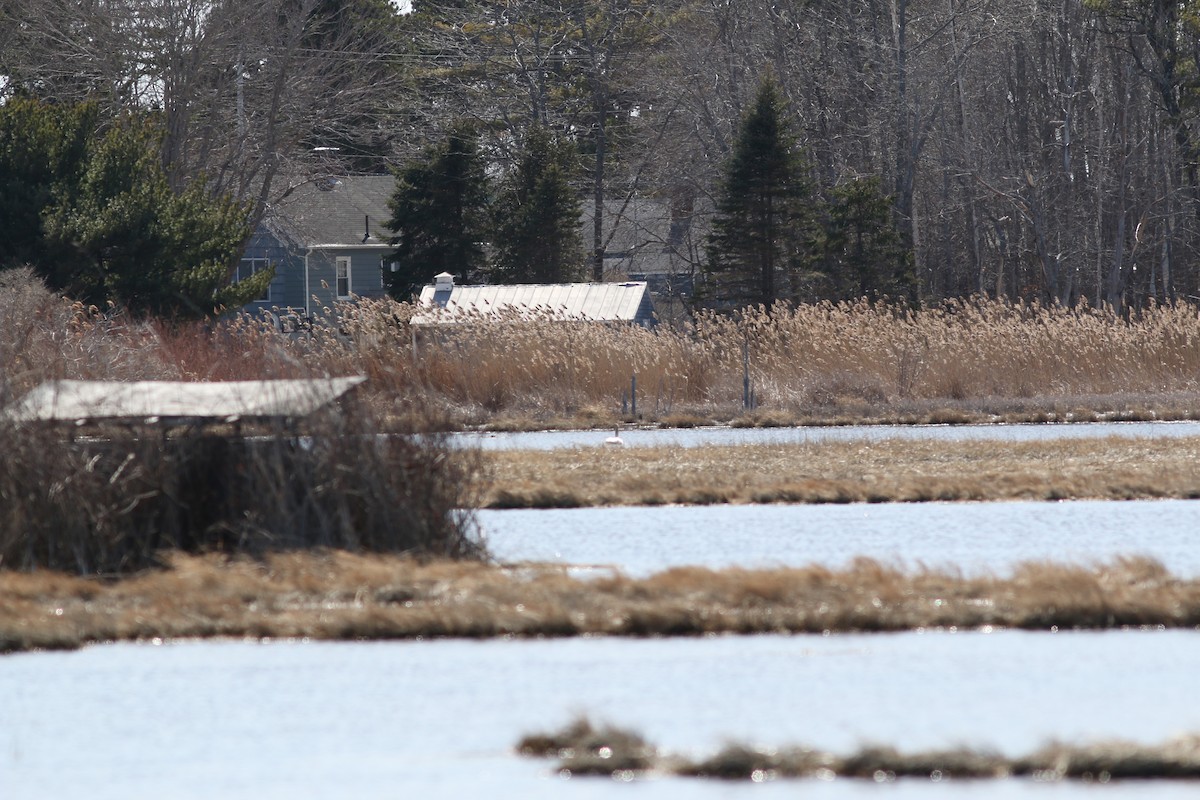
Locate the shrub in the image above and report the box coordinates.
[0,412,484,575]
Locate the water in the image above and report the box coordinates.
[8,428,1200,797]
[456,420,1200,450]
[5,631,1200,799]
[481,499,1200,577]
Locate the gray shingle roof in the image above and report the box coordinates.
[579,197,711,277]
[265,176,395,248]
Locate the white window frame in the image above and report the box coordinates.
[335,256,352,299]
[237,257,271,302]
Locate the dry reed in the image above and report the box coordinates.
[520,717,1200,782]
[0,270,485,575]
[0,415,485,575]
[382,297,1200,426]
[4,553,1199,654]
[482,436,1200,507]
[7,269,1200,429]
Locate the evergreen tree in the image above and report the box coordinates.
[0,100,263,318]
[819,177,915,301]
[385,124,490,299]
[490,125,584,284]
[703,77,818,310]
[0,98,93,270]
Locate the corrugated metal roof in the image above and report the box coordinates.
[264,176,395,249]
[3,377,366,425]
[412,282,654,325]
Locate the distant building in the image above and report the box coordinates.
[579,196,710,325]
[237,175,395,318]
[578,196,708,297]
[235,177,703,325]
[413,272,657,328]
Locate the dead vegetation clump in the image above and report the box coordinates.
[677,744,830,780]
[0,409,485,576]
[516,716,656,775]
[679,742,1008,780]
[1019,736,1200,780]
[519,718,1200,782]
[5,554,1200,654]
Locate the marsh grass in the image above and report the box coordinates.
[520,718,1200,782]
[396,298,1200,425]
[7,270,1200,430]
[4,553,1200,654]
[482,436,1200,507]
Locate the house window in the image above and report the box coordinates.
[335,256,352,299]
[236,257,271,302]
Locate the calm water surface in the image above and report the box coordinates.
[6,631,1200,799]
[457,420,1200,450]
[481,499,1200,577]
[8,424,1200,798]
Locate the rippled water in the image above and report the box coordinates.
[480,499,1200,577]
[6,631,1200,799]
[456,420,1200,450]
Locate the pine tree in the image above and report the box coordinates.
[1,100,261,318]
[820,176,914,301]
[490,125,584,284]
[703,77,817,310]
[0,98,93,271]
[385,124,490,299]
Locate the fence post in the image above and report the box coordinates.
[742,336,751,410]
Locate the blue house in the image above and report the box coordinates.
[236,176,704,326]
[237,175,395,317]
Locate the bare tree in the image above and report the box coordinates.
[411,0,680,280]
[2,0,409,227]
